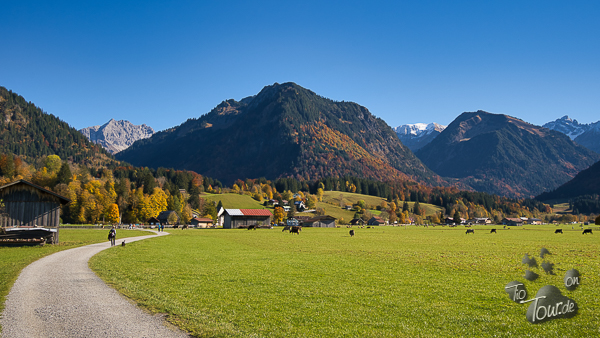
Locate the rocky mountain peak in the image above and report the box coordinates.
[394,122,446,152]
[80,120,154,154]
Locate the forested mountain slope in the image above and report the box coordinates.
[0,86,112,164]
[416,111,600,198]
[118,82,441,185]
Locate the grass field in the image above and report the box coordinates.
[0,228,149,316]
[90,225,600,337]
[202,193,267,209]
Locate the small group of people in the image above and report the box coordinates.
[157,224,165,232]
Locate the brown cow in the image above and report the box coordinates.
[290,226,301,234]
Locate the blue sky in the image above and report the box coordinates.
[2,1,599,132]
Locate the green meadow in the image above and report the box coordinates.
[0,228,149,315]
[89,225,600,337]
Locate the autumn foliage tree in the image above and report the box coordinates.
[273,206,285,224]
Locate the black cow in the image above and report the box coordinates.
[182,224,188,230]
[349,230,355,237]
[282,225,291,232]
[466,229,474,234]
[490,229,497,234]
[555,229,563,234]
[290,226,302,234]
[583,229,593,235]
[248,225,257,230]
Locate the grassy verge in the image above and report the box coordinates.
[0,228,149,316]
[90,225,600,337]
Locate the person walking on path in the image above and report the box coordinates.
[108,226,116,246]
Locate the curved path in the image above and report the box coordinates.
[1,231,191,338]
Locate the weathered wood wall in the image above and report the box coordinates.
[0,185,63,243]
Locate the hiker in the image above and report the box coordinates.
[108,226,116,246]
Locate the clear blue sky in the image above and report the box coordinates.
[2,1,599,132]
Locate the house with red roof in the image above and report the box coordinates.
[221,209,273,229]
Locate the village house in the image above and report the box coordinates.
[190,217,214,228]
[157,211,181,225]
[367,216,386,226]
[502,218,524,226]
[147,217,160,226]
[220,209,273,229]
[302,215,336,228]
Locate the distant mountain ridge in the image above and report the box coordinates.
[117,82,441,185]
[536,159,600,202]
[80,119,154,154]
[394,122,446,151]
[543,116,600,154]
[416,111,600,198]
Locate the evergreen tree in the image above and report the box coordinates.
[56,162,73,185]
[453,210,461,225]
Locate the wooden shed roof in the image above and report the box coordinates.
[0,179,70,205]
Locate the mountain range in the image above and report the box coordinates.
[394,123,446,152]
[117,82,441,186]
[542,116,600,154]
[80,119,154,154]
[415,111,600,198]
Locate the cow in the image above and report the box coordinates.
[282,225,291,232]
[466,229,474,234]
[583,229,593,235]
[349,230,355,237]
[290,226,301,234]
[248,225,257,230]
[555,229,563,234]
[182,224,188,230]
[490,229,497,234]
[121,240,126,247]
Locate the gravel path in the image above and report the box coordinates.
[0,231,192,338]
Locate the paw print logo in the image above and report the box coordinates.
[504,248,580,324]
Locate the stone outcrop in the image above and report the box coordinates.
[80,119,154,154]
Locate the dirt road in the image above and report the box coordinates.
[0,232,191,338]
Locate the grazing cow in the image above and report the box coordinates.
[555,229,563,234]
[290,226,301,234]
[282,225,291,232]
[182,224,188,230]
[582,229,593,235]
[349,230,355,237]
[466,229,475,234]
[248,225,256,230]
[490,229,497,234]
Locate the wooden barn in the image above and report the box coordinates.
[157,211,180,225]
[0,179,70,244]
[221,209,273,229]
[303,215,337,228]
